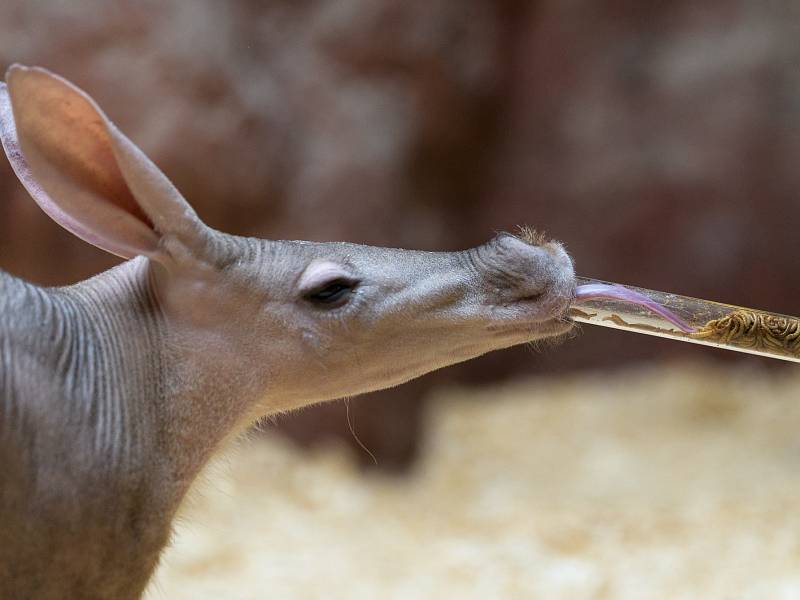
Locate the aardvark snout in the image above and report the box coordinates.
[485,233,576,317]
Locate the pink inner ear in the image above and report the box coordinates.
[0,83,100,245]
[0,68,162,259]
[14,75,154,231]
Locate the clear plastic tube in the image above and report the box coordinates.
[570,277,800,364]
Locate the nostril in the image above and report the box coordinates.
[517,291,545,303]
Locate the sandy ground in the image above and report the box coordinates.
[147,362,800,599]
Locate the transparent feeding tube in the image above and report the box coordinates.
[570,277,800,364]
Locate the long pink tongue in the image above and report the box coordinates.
[575,283,695,334]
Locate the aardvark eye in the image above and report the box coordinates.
[304,278,357,307]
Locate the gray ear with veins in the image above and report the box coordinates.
[0,64,207,260]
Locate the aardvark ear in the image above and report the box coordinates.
[0,65,208,260]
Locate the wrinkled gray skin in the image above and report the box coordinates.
[0,66,575,599]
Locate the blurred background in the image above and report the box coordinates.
[1,1,800,597]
